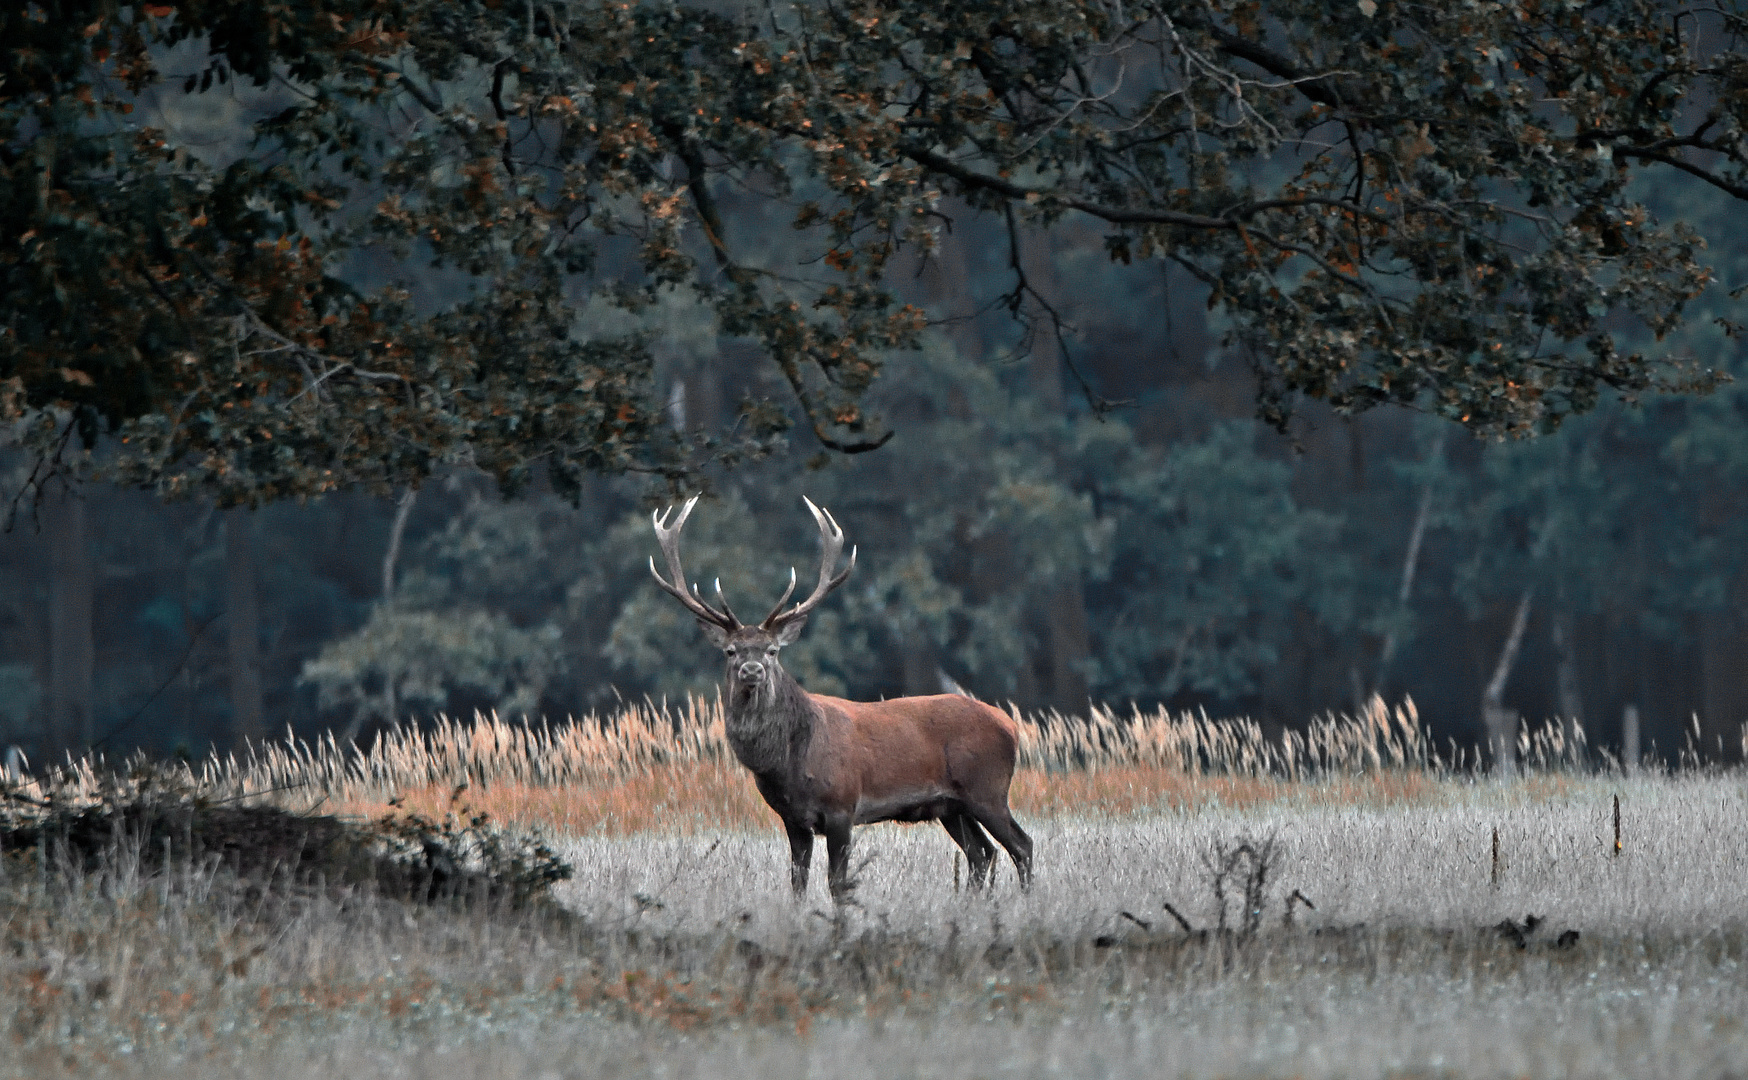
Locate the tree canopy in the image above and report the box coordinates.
[6,0,1748,503]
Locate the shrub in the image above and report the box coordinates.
[0,760,571,907]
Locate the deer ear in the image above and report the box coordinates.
[699,621,730,647]
[773,616,807,646]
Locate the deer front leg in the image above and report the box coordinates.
[823,815,854,906]
[785,821,814,897]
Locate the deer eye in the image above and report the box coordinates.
[767,645,778,656]
[725,646,736,656]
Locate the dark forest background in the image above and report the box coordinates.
[6,188,1747,768]
[8,0,1748,769]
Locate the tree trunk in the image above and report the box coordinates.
[381,489,416,602]
[1346,415,1366,491]
[1621,703,1640,776]
[1698,611,1748,764]
[1047,581,1091,716]
[342,489,417,745]
[1551,609,1584,756]
[901,635,938,697]
[1374,482,1434,698]
[665,377,687,431]
[918,199,987,363]
[225,507,265,747]
[1025,228,1070,411]
[1025,229,1092,716]
[46,490,93,757]
[1482,590,1532,775]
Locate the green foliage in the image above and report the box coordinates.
[580,340,1121,701]
[7,0,1748,505]
[298,605,565,725]
[297,482,604,720]
[1432,152,1748,642]
[1446,379,1748,640]
[297,341,1353,713]
[1093,422,1351,701]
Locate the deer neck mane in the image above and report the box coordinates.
[724,663,816,777]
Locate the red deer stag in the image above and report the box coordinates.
[649,496,1034,903]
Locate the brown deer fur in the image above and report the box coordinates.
[650,498,1034,903]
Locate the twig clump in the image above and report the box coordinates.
[1493,914,1582,951]
[1203,834,1280,936]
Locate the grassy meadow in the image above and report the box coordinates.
[3,698,1747,1079]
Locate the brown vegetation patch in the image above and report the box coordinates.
[328,759,773,836]
[324,762,1445,838]
[1011,766,1440,819]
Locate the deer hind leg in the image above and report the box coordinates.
[967,805,1034,891]
[785,821,815,898]
[940,811,996,889]
[822,815,855,906]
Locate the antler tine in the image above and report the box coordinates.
[712,578,744,626]
[648,496,738,629]
[764,497,856,629]
[760,566,799,627]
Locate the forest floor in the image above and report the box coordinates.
[4,769,1747,1079]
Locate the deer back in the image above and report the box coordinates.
[808,693,1020,809]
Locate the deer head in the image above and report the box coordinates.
[648,496,856,705]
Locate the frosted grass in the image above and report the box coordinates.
[9,774,1748,1080]
[555,774,1748,943]
[69,964,1748,1080]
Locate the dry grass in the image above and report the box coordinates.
[325,758,773,836]
[16,694,1733,827]
[552,773,1748,938]
[14,695,1475,837]
[6,772,1748,1080]
[8,699,1748,1079]
[273,697,1499,835]
[322,762,1454,838]
[89,694,1455,800]
[1008,764,1445,818]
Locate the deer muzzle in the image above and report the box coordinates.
[737,659,766,681]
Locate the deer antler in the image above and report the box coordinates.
[763,497,856,631]
[648,496,739,630]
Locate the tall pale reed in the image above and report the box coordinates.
[14,695,1701,819]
